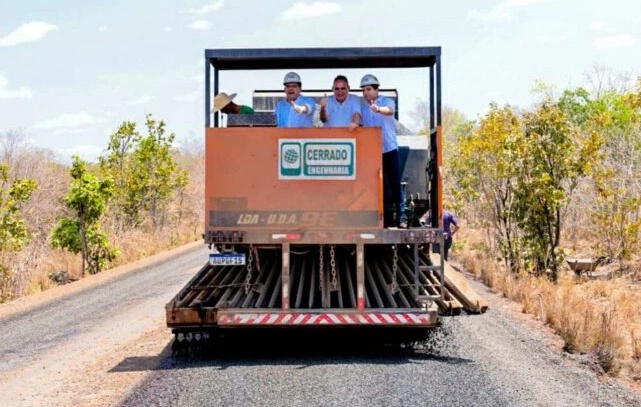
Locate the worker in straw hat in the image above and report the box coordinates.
[212,92,254,114]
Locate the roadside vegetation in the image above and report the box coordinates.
[433,71,641,382]
[0,115,202,301]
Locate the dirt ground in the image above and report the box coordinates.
[2,323,172,407]
[0,243,199,407]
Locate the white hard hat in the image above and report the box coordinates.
[283,71,302,85]
[360,74,380,88]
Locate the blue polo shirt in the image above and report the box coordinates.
[323,94,361,127]
[361,95,397,153]
[275,96,315,128]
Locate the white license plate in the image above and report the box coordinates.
[209,253,246,266]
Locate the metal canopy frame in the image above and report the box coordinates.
[205,47,440,70]
[204,46,442,228]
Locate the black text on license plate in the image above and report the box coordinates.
[209,253,246,266]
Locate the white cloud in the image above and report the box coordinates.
[468,0,553,22]
[187,0,224,14]
[51,127,86,136]
[32,111,107,130]
[0,21,58,47]
[189,20,211,30]
[281,2,341,21]
[500,0,553,8]
[126,95,152,106]
[466,9,511,22]
[192,74,204,84]
[535,34,550,43]
[558,30,577,41]
[593,34,636,49]
[589,22,616,34]
[173,91,200,102]
[163,26,173,32]
[98,26,107,32]
[0,74,32,99]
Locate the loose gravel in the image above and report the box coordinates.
[120,276,641,407]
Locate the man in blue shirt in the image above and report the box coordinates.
[360,73,407,228]
[433,210,460,261]
[319,75,361,130]
[275,72,315,128]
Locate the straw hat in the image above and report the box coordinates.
[211,92,237,112]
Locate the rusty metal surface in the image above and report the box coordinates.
[205,227,442,245]
[166,244,451,328]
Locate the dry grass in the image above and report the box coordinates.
[455,226,641,379]
[18,224,200,298]
[109,227,200,267]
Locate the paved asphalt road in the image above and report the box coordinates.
[0,243,206,376]
[120,274,641,407]
[2,243,640,407]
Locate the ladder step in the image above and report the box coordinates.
[417,294,443,301]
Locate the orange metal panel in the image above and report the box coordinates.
[205,127,383,231]
[166,307,217,327]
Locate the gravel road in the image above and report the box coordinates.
[0,241,207,407]
[119,283,641,407]
[1,245,640,407]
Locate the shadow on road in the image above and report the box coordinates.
[110,327,473,373]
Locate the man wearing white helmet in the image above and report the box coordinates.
[275,71,315,127]
[360,73,407,228]
[319,75,361,130]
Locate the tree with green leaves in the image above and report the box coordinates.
[0,164,37,301]
[100,114,188,231]
[99,121,141,230]
[560,87,641,264]
[130,115,188,230]
[451,93,603,279]
[51,156,117,275]
[451,103,524,272]
[514,99,602,279]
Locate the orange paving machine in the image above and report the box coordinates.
[166,47,485,348]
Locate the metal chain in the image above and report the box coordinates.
[391,244,398,294]
[319,245,324,292]
[330,245,337,289]
[252,245,261,272]
[245,245,253,294]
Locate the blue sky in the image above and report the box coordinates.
[1,0,640,162]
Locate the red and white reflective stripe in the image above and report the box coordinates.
[218,313,433,325]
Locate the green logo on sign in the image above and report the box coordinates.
[279,139,356,180]
[283,148,299,164]
[280,142,301,176]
